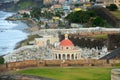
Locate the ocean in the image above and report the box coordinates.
[0,11,28,55]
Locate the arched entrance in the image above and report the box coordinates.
[67,54,70,60]
[47,39,50,46]
[72,54,74,60]
[63,54,65,60]
[59,54,61,60]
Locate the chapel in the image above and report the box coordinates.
[52,33,81,60]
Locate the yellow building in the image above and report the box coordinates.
[74,8,82,11]
[53,16,60,20]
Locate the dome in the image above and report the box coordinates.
[60,39,73,46]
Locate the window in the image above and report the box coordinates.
[66,47,69,49]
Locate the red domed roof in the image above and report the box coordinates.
[60,39,73,46]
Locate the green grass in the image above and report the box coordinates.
[92,34,108,39]
[111,10,120,19]
[114,63,120,68]
[17,1,35,10]
[15,34,41,49]
[20,34,41,47]
[17,67,113,80]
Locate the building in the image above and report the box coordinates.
[52,34,81,60]
[43,0,53,5]
[74,7,82,11]
[114,0,120,9]
[102,0,120,8]
[103,0,114,6]
[51,4,62,11]
[35,35,59,47]
[18,10,30,15]
[59,0,66,4]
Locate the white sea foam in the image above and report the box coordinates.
[0,11,14,19]
[0,11,28,55]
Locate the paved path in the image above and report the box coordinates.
[0,74,53,80]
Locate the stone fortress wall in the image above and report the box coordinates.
[0,59,120,71]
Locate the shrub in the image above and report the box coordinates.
[106,4,118,11]
[0,57,4,64]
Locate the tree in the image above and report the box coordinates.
[54,11,64,18]
[87,10,96,17]
[31,7,41,20]
[42,11,54,19]
[23,13,30,18]
[74,4,80,7]
[15,0,35,10]
[65,11,91,23]
[92,16,106,27]
[0,57,4,64]
[106,4,118,11]
[65,10,109,27]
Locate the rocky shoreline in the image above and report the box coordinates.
[14,39,27,50]
[6,16,40,32]
[8,17,40,49]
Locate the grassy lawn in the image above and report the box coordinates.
[15,34,42,49]
[17,1,35,10]
[92,34,108,39]
[17,67,113,80]
[21,34,41,46]
[111,10,120,19]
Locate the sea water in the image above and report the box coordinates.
[0,11,28,55]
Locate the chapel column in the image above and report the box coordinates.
[57,54,59,60]
[52,53,54,60]
[54,53,56,60]
[74,53,76,60]
[79,52,81,59]
[76,53,78,60]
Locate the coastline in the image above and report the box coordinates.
[6,16,40,32]
[13,19,40,49]
[22,19,40,32]
[14,39,27,50]
[4,11,41,50]
[0,11,29,55]
[1,11,40,54]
